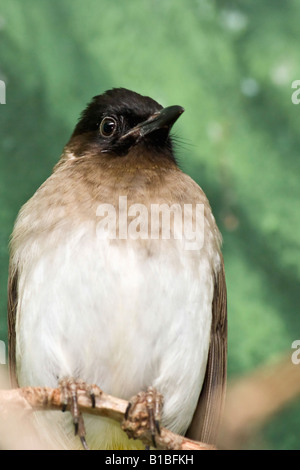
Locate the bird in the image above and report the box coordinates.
[7,88,227,450]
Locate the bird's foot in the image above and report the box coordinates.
[122,386,163,448]
[59,377,99,450]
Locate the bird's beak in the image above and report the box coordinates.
[121,105,184,141]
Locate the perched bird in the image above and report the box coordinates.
[7,88,227,450]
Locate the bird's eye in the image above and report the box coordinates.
[99,117,117,137]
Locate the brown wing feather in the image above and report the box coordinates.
[186,259,227,445]
[7,265,19,388]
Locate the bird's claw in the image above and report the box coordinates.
[122,386,163,448]
[59,377,98,450]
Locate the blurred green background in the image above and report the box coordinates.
[0,0,299,449]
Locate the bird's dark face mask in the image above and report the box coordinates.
[67,88,184,159]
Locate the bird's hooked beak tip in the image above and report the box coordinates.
[121,105,185,141]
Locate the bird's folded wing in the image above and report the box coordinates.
[186,259,227,445]
[7,265,18,388]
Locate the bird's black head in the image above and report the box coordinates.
[67,88,184,160]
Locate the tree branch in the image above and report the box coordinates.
[0,385,214,450]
